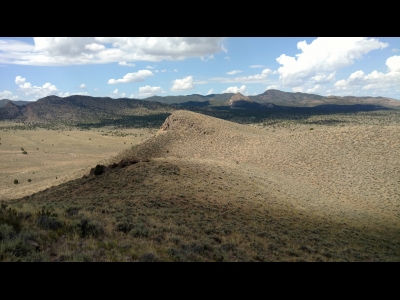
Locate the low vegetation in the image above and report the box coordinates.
[2,178,399,262]
[1,103,399,262]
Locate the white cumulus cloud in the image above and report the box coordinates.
[84,43,105,51]
[108,70,154,84]
[0,90,13,99]
[138,85,163,97]
[310,72,336,83]
[112,89,118,94]
[386,55,400,72]
[118,61,135,67]
[210,69,273,84]
[207,89,214,95]
[171,76,194,91]
[0,39,34,52]
[79,84,86,89]
[15,76,58,98]
[266,85,280,90]
[0,37,227,66]
[227,70,242,75]
[231,69,272,83]
[333,55,400,95]
[59,91,89,97]
[306,84,322,93]
[276,37,388,87]
[292,87,303,92]
[222,85,246,94]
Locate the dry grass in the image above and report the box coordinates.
[1,109,400,261]
[0,122,156,201]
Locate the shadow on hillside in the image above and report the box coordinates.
[33,103,394,129]
[76,113,172,129]
[175,101,212,107]
[182,103,393,125]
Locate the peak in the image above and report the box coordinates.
[159,110,237,135]
[5,101,17,107]
[37,95,61,103]
[263,89,282,94]
[227,93,251,105]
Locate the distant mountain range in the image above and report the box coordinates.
[1,90,399,124]
[144,93,234,105]
[159,90,399,108]
[248,90,400,107]
[0,96,172,124]
[0,99,31,108]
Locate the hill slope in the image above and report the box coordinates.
[0,95,173,124]
[0,99,31,108]
[8,110,399,261]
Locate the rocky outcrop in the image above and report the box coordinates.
[227,93,252,106]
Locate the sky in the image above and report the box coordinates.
[0,37,399,101]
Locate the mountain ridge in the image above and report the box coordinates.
[0,99,31,108]
[1,90,399,124]
[0,95,173,124]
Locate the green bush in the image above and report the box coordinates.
[116,222,133,233]
[27,179,32,183]
[22,151,27,154]
[0,238,36,261]
[36,208,63,230]
[65,206,80,217]
[0,203,23,233]
[75,218,102,238]
[14,179,18,184]
[130,224,149,238]
[36,215,63,230]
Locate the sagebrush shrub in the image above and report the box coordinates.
[138,252,158,262]
[76,218,102,238]
[0,203,23,233]
[0,224,16,241]
[36,208,62,230]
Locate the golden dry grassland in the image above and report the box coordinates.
[0,122,157,201]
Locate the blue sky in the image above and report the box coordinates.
[0,37,399,101]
